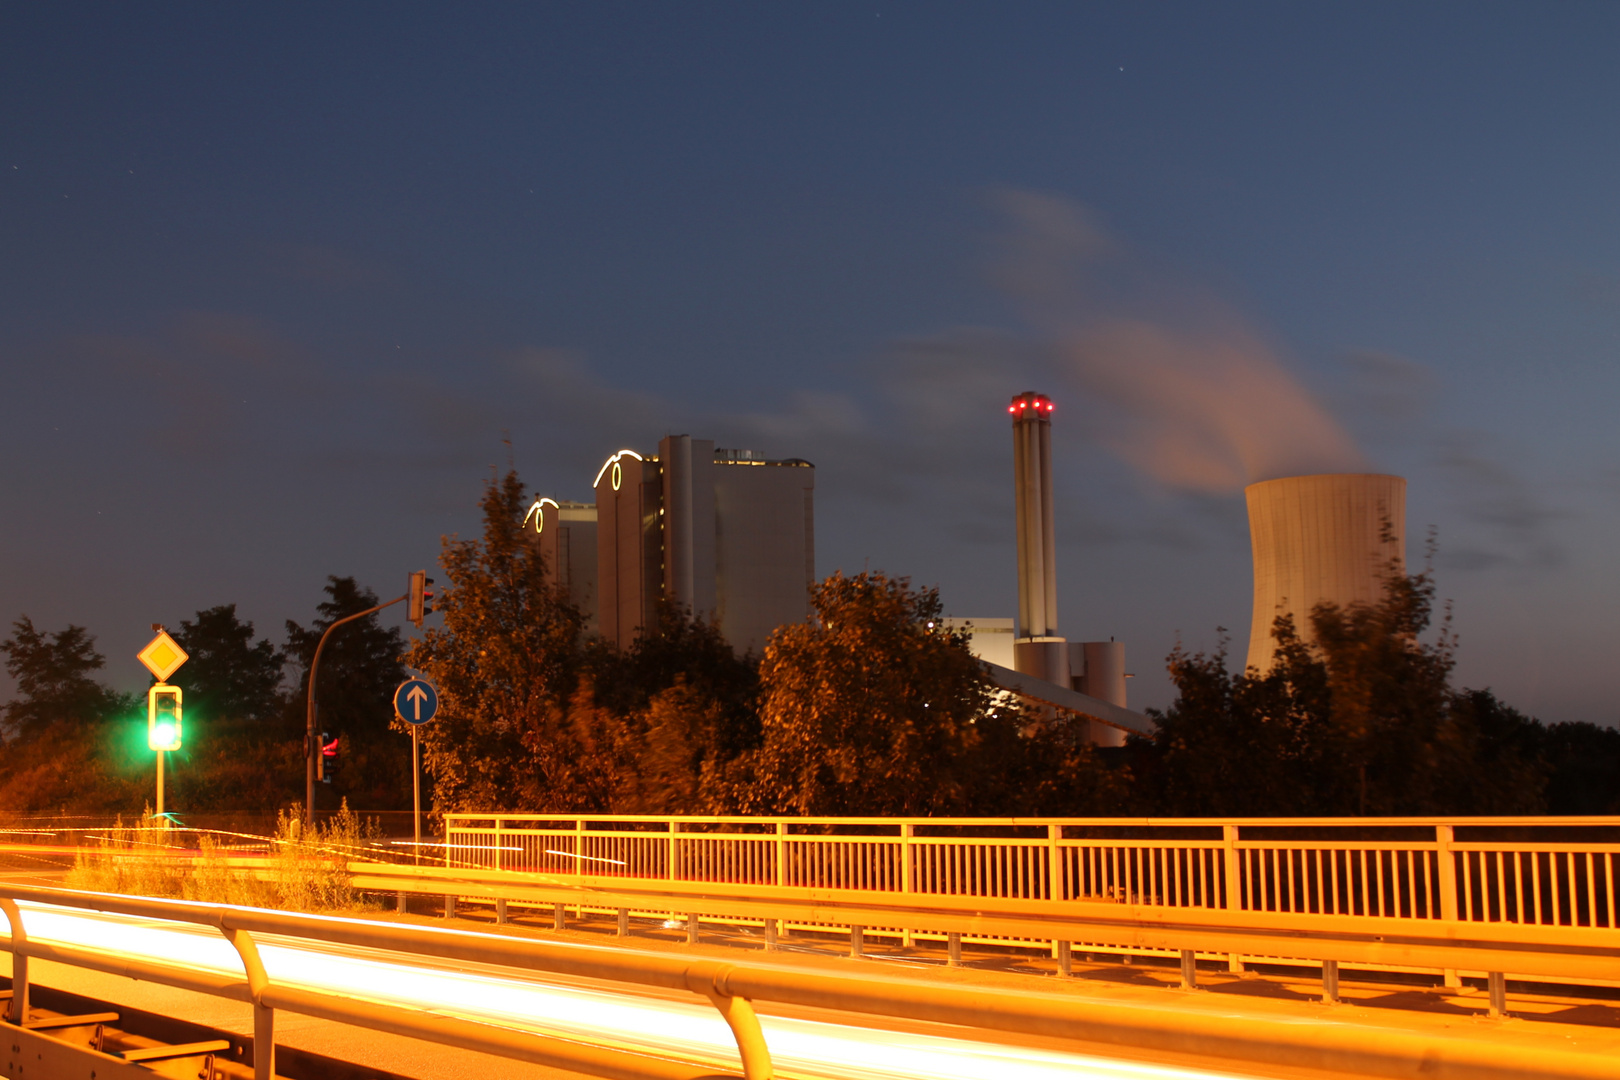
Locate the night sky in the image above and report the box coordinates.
[5,4,1620,723]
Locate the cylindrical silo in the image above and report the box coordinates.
[1244,473,1406,674]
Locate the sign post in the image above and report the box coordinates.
[393,677,439,862]
[137,628,189,819]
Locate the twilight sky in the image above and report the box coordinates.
[5,3,1620,723]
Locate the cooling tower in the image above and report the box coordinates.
[1244,473,1406,674]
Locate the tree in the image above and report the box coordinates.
[172,605,286,725]
[404,470,584,813]
[730,571,1006,815]
[1125,625,1334,816]
[1537,721,1620,814]
[0,617,124,738]
[1134,562,1551,816]
[581,602,762,813]
[285,577,411,811]
[0,617,143,812]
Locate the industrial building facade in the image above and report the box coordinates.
[525,437,815,655]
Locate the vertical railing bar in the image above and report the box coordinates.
[1566,851,1577,927]
[1532,850,1544,926]
[1600,854,1613,932]
[1283,845,1296,913]
[1582,850,1595,928]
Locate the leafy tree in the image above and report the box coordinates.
[1537,721,1620,814]
[729,571,1010,815]
[285,577,411,811]
[581,602,762,813]
[172,605,286,725]
[0,617,125,738]
[405,470,584,813]
[0,617,143,812]
[1134,563,1550,816]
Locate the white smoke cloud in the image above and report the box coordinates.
[991,189,1369,493]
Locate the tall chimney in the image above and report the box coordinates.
[1009,391,1069,685]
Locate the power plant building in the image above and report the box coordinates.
[1244,473,1406,674]
[523,498,600,634]
[949,391,1153,745]
[528,437,815,655]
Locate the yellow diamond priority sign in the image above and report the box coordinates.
[137,630,189,682]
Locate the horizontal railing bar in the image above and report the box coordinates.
[443,812,1620,828]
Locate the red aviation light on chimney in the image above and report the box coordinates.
[1008,390,1052,421]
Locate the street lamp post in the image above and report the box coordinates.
[304,595,404,825]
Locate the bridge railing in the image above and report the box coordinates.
[443,814,1620,930]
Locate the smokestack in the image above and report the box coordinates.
[1009,391,1069,685]
[1245,473,1406,673]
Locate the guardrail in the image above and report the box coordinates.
[0,884,769,1080]
[443,813,1620,930]
[6,883,1620,1080]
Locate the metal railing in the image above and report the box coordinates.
[7,882,1620,1080]
[443,814,1620,930]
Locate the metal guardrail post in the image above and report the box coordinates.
[774,821,786,888]
[1047,824,1063,901]
[0,898,27,1024]
[1488,971,1507,1017]
[1436,824,1461,988]
[900,823,914,946]
[686,962,773,1080]
[222,926,274,1080]
[1222,825,1244,973]
[1435,824,1459,920]
[947,932,961,967]
[849,925,864,959]
[1179,950,1197,990]
[1322,959,1340,1003]
[703,990,772,1080]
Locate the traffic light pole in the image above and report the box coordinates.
[304,595,405,825]
[155,750,164,818]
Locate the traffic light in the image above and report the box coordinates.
[147,684,182,751]
[317,732,339,783]
[408,570,435,628]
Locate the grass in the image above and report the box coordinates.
[65,801,380,912]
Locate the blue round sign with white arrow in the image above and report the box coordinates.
[393,678,439,726]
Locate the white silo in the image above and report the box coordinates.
[1244,473,1406,674]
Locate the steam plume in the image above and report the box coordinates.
[994,190,1368,493]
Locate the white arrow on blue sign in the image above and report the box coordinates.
[393,678,439,725]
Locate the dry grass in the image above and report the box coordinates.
[65,802,379,912]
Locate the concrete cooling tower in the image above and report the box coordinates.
[1245,473,1406,674]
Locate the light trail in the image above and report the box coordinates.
[7,902,1262,1080]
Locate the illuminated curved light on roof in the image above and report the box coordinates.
[592,449,644,489]
[521,497,559,534]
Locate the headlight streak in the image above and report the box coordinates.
[10,903,1251,1080]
